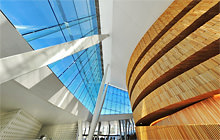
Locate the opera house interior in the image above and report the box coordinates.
[0,0,219,139]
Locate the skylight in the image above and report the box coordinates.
[1,0,132,115]
[1,0,102,113]
[101,85,132,115]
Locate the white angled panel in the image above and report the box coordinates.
[0,12,109,85]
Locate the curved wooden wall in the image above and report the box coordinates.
[126,0,220,139]
[152,95,220,126]
[136,124,220,140]
[136,96,220,139]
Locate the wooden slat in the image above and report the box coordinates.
[152,96,220,126]
[136,124,220,140]
[129,1,219,98]
[126,0,196,89]
[133,55,220,125]
[126,1,220,139]
[130,14,220,109]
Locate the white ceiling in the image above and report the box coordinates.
[100,0,173,90]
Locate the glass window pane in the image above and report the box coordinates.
[88,0,96,16]
[58,62,79,86]
[80,20,91,36]
[27,31,66,50]
[0,0,58,34]
[101,85,132,115]
[74,0,89,18]
[68,74,82,93]
[49,56,74,77]
[70,24,83,40]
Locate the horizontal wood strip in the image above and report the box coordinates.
[133,57,220,125]
[129,2,220,98]
[136,124,220,140]
[132,54,220,125]
[132,39,220,111]
[153,96,220,126]
[126,0,196,88]
[135,89,220,126]
[130,13,220,108]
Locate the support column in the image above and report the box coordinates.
[78,120,83,140]
[131,119,135,134]
[107,122,111,140]
[130,119,133,135]
[97,122,101,140]
[128,119,130,136]
[119,120,122,140]
[114,122,117,138]
[121,120,124,137]
[87,65,109,140]
[124,120,127,140]
[88,123,90,139]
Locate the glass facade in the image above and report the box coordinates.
[0,0,102,113]
[82,119,136,139]
[101,85,132,115]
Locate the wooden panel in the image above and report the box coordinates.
[130,12,220,96]
[133,54,220,125]
[132,43,220,111]
[136,124,220,140]
[130,14,220,108]
[126,1,220,139]
[129,1,219,98]
[153,96,220,126]
[126,0,195,88]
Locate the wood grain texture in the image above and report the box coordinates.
[132,38,220,111]
[131,14,220,109]
[152,96,220,126]
[136,124,220,140]
[126,1,220,139]
[129,1,220,98]
[126,0,195,89]
[133,54,220,125]
[134,89,220,126]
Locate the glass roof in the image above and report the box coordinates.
[1,0,132,115]
[101,85,132,115]
[0,0,102,113]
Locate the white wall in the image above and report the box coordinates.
[38,123,78,140]
[100,0,173,90]
[0,110,42,140]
